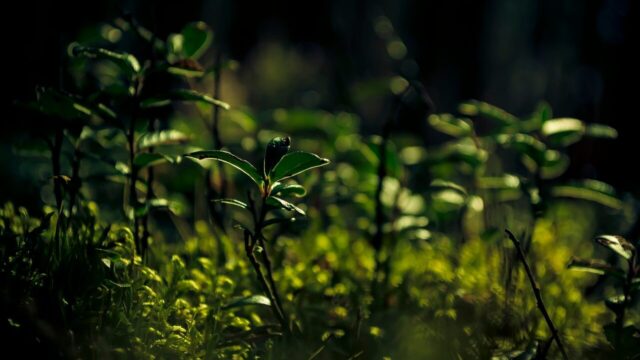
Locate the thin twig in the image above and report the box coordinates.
[505,229,569,360]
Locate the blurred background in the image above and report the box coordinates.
[3,0,639,206]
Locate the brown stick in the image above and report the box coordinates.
[505,229,569,360]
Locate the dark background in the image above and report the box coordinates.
[3,0,639,204]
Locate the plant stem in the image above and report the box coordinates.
[243,229,288,333]
[372,94,405,305]
[51,129,64,210]
[206,47,228,231]
[257,192,288,331]
[68,147,82,214]
[505,229,569,360]
[244,190,289,333]
[141,118,156,259]
[128,108,140,256]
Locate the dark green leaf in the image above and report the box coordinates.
[567,257,624,278]
[263,217,297,228]
[138,130,190,149]
[595,235,635,260]
[185,150,263,188]
[270,182,306,198]
[497,133,547,164]
[134,198,176,217]
[539,150,570,179]
[269,151,330,183]
[24,87,93,121]
[585,124,618,139]
[536,101,553,122]
[427,113,473,137]
[69,43,140,75]
[551,180,622,209]
[133,153,172,169]
[429,179,468,196]
[424,139,487,168]
[477,174,520,190]
[170,89,229,109]
[140,89,230,110]
[458,100,518,127]
[181,22,213,59]
[166,66,205,78]
[212,198,248,210]
[266,196,306,216]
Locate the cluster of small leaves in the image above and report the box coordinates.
[186,136,329,220]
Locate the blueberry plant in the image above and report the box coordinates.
[186,136,330,333]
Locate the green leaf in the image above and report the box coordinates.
[266,196,306,216]
[424,139,487,168]
[185,150,263,188]
[181,22,213,59]
[263,217,297,228]
[427,113,473,137]
[264,137,291,178]
[585,124,618,139]
[134,198,179,217]
[541,118,585,146]
[595,235,635,260]
[133,153,172,169]
[138,130,190,149]
[477,174,520,190]
[172,89,229,109]
[539,150,570,179]
[429,179,468,196]
[269,151,330,183]
[551,179,622,209]
[223,295,271,310]
[140,89,230,110]
[270,182,307,198]
[24,87,93,121]
[212,198,248,210]
[431,189,467,211]
[166,66,204,78]
[535,101,553,122]
[93,103,118,122]
[497,133,547,164]
[176,279,201,292]
[458,100,518,127]
[69,43,140,75]
[567,257,624,278]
